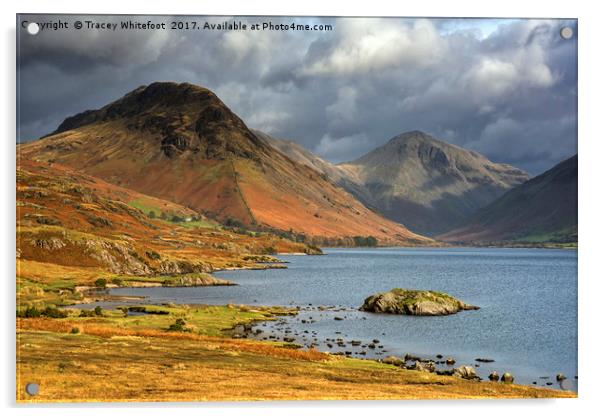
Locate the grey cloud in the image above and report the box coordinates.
[17,15,577,174]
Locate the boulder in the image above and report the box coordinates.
[405,354,421,362]
[360,288,479,316]
[488,371,500,381]
[453,366,479,380]
[411,361,436,372]
[382,356,405,367]
[501,372,514,383]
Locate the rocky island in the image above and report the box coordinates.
[360,288,479,316]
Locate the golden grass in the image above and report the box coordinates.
[17,318,327,362]
[16,328,576,403]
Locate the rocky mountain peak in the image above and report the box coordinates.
[50,82,269,160]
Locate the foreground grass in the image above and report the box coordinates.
[16,309,576,402]
[80,303,296,337]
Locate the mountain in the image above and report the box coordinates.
[263,130,529,236]
[439,155,577,244]
[19,82,431,246]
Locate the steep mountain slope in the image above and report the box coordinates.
[439,155,577,244]
[263,130,529,236]
[255,130,373,204]
[19,82,430,246]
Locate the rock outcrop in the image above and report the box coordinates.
[360,288,479,316]
[162,273,235,287]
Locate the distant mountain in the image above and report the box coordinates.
[439,155,577,244]
[19,82,431,246]
[264,130,529,236]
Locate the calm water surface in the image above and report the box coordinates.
[110,247,578,390]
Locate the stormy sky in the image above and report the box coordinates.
[17,15,577,174]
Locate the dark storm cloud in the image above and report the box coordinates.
[17,15,577,174]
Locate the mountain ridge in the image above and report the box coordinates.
[19,82,432,246]
[262,130,530,236]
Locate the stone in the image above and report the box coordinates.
[411,361,435,372]
[382,356,405,367]
[453,366,479,380]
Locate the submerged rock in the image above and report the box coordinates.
[360,288,479,316]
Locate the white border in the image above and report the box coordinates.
[3,1,601,415]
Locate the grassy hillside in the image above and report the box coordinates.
[17,158,320,309]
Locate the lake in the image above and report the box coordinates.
[111,247,578,390]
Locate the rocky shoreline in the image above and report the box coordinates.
[86,265,575,392]
[230,304,577,391]
[72,261,290,304]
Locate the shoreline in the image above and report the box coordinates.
[64,292,578,394]
[23,248,576,398]
[90,284,576,393]
[228,303,577,392]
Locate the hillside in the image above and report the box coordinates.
[16,158,324,307]
[439,155,577,244]
[263,130,529,236]
[19,82,431,246]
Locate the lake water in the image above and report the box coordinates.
[110,247,578,390]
